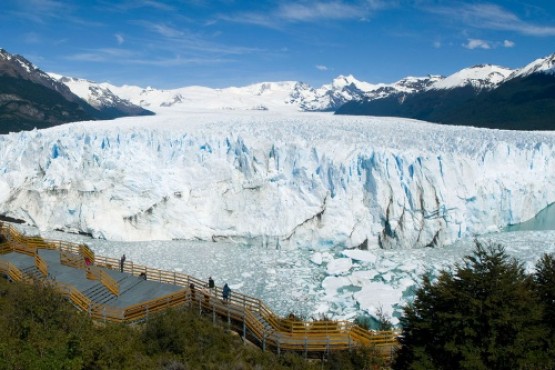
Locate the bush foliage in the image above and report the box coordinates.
[0,278,375,370]
[394,242,555,369]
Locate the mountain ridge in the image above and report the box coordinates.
[2,48,554,132]
[336,52,555,130]
[0,48,154,134]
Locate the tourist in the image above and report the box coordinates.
[120,254,126,272]
[223,283,231,303]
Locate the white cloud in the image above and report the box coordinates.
[66,48,137,62]
[503,39,515,48]
[463,39,491,50]
[278,1,362,22]
[433,40,441,49]
[316,64,329,71]
[219,0,394,28]
[425,3,555,36]
[115,33,125,45]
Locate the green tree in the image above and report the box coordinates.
[394,242,549,370]
[534,253,555,359]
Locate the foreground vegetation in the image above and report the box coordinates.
[0,277,383,370]
[394,242,555,369]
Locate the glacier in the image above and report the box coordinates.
[2,109,555,325]
[1,110,554,251]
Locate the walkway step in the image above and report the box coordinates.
[83,283,115,303]
[21,265,43,281]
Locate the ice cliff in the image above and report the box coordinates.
[0,111,554,249]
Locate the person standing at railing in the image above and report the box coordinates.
[223,283,231,303]
[120,254,126,272]
[208,276,215,292]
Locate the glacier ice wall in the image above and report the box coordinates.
[0,111,554,249]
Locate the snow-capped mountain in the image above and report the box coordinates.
[287,74,441,111]
[509,53,555,79]
[101,81,301,112]
[82,74,440,113]
[337,52,555,130]
[0,48,153,134]
[0,49,84,104]
[428,64,514,90]
[0,48,93,133]
[48,74,153,117]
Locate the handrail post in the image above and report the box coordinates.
[262,329,266,352]
[242,312,246,339]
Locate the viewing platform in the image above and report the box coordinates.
[0,221,398,359]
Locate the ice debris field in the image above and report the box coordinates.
[17,224,555,326]
[2,110,555,324]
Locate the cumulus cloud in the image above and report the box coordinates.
[316,64,329,71]
[503,39,515,48]
[463,39,491,50]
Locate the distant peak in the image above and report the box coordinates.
[510,52,555,79]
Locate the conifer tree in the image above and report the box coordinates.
[534,253,555,360]
[394,242,548,369]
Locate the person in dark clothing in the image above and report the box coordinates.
[120,254,126,272]
[139,272,147,280]
[222,283,231,303]
[208,276,215,289]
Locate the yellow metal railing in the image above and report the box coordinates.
[0,259,24,282]
[35,253,48,277]
[79,244,95,265]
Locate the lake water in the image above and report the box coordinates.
[505,202,555,232]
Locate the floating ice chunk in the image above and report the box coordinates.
[380,272,394,282]
[310,252,323,265]
[342,249,377,263]
[349,270,379,285]
[322,276,351,292]
[354,281,404,325]
[326,257,352,275]
[230,282,243,290]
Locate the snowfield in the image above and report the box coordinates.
[1,110,555,325]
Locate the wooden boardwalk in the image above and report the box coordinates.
[0,222,398,359]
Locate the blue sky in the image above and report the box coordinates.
[1,0,555,88]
